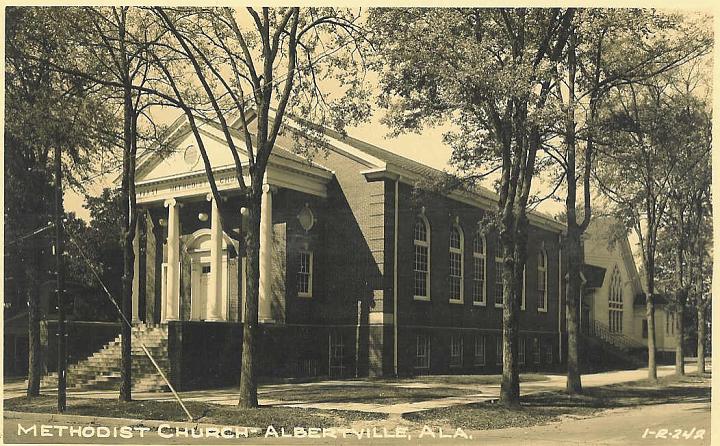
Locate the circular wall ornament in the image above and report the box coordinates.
[298,204,315,232]
[183,145,200,168]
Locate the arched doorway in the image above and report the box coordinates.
[186,229,236,321]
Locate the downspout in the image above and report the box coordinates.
[393,178,399,376]
[558,233,563,363]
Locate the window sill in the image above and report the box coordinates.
[449,299,464,304]
[494,303,503,309]
[472,301,486,307]
[414,296,431,302]
[298,294,313,299]
[537,308,548,313]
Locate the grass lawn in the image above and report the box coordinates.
[4,395,386,429]
[385,373,550,386]
[263,384,470,405]
[404,373,710,431]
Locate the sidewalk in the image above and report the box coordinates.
[4,365,682,415]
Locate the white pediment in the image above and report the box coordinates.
[137,125,249,182]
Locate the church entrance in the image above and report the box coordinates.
[187,230,231,321]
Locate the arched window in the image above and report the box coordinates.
[414,216,431,300]
[537,249,548,312]
[609,265,623,332]
[449,223,464,303]
[472,227,486,306]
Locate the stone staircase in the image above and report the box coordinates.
[39,323,170,392]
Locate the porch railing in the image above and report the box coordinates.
[588,319,645,351]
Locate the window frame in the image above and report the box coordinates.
[449,334,463,368]
[328,331,345,377]
[413,216,431,301]
[494,257,504,309]
[518,336,526,365]
[472,229,487,306]
[474,335,486,366]
[415,334,431,371]
[495,336,503,365]
[297,250,314,298]
[449,223,464,304]
[537,249,548,313]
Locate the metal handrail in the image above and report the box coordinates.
[588,319,645,351]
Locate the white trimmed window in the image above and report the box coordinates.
[495,336,502,365]
[416,334,431,371]
[414,216,431,300]
[474,335,486,366]
[519,337,526,365]
[298,251,313,297]
[537,249,548,312]
[449,224,464,303]
[450,335,463,367]
[609,265,623,333]
[472,229,486,306]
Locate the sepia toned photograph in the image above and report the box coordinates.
[2,5,713,445]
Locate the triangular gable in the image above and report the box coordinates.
[137,123,250,182]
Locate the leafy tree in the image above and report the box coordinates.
[5,7,115,396]
[144,7,372,408]
[594,66,711,380]
[369,7,574,407]
[549,10,710,393]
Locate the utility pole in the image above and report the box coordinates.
[54,145,66,413]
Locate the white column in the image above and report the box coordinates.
[259,183,274,322]
[131,217,141,323]
[206,194,223,321]
[164,198,181,322]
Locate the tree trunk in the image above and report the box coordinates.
[26,242,42,397]
[565,228,583,393]
[645,258,657,380]
[238,197,261,408]
[675,303,684,375]
[118,69,134,403]
[499,225,523,409]
[696,305,706,374]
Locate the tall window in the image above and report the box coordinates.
[474,335,486,366]
[449,224,464,303]
[532,337,541,364]
[543,338,553,364]
[495,236,504,307]
[414,217,431,300]
[666,312,675,336]
[450,335,463,367]
[329,332,345,377]
[537,249,548,312]
[495,336,502,365]
[609,265,623,333]
[297,251,313,297]
[472,229,486,305]
[416,334,431,371]
[518,337,526,365]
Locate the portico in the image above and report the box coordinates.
[130,120,333,326]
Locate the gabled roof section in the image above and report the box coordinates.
[277,110,565,233]
[133,112,333,185]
